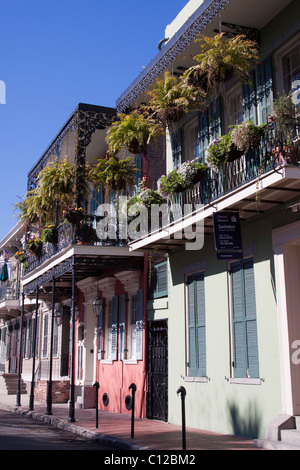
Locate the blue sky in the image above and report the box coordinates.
[0,0,188,240]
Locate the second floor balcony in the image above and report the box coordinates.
[128,119,300,253]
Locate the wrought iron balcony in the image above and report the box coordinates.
[25,214,126,275]
[168,120,300,223]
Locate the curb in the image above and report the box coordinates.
[0,402,144,451]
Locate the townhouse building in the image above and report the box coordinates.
[116,0,300,446]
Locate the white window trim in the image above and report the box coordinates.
[274,31,300,95]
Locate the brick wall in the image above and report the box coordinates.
[34,380,70,403]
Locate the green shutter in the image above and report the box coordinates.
[231,262,247,378]
[111,296,118,361]
[257,56,274,124]
[187,273,206,377]
[197,110,209,164]
[171,128,182,169]
[231,260,259,378]
[209,97,222,141]
[242,69,257,124]
[119,294,126,361]
[152,262,168,299]
[136,289,144,360]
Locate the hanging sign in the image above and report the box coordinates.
[213,212,243,260]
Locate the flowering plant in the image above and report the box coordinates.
[231,121,264,153]
[15,250,27,264]
[127,188,166,213]
[41,225,58,244]
[25,237,43,258]
[160,161,207,197]
[205,134,231,170]
[63,206,84,224]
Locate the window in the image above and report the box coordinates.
[275,34,300,95]
[186,272,206,377]
[230,258,259,379]
[282,42,300,94]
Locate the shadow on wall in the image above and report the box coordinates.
[228,401,262,439]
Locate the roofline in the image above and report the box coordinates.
[116,0,231,112]
[27,103,116,179]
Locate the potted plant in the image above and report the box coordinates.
[205,132,243,171]
[182,33,259,97]
[106,110,160,155]
[231,121,265,153]
[76,223,99,244]
[270,94,298,164]
[14,250,28,264]
[25,237,43,258]
[41,225,59,244]
[88,156,138,193]
[63,206,84,224]
[159,161,207,197]
[147,71,202,129]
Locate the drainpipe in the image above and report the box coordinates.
[16,292,25,407]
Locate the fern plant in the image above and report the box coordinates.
[147,71,204,128]
[106,111,160,155]
[182,33,260,97]
[88,156,138,193]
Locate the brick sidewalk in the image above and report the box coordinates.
[0,392,264,451]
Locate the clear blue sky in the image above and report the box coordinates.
[0,0,188,240]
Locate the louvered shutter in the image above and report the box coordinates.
[242,70,257,124]
[111,296,118,361]
[257,56,274,124]
[243,260,259,378]
[209,97,222,141]
[136,289,144,360]
[171,128,182,169]
[119,294,126,361]
[196,274,206,377]
[231,259,259,378]
[231,262,247,378]
[153,262,168,298]
[187,273,206,377]
[198,110,209,164]
[97,307,104,361]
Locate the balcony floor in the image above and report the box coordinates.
[129,165,300,253]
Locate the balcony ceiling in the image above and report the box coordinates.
[129,166,300,253]
[117,0,293,111]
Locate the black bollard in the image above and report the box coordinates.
[129,383,137,438]
[93,382,100,429]
[177,386,187,451]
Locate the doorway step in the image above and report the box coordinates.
[0,373,27,395]
[255,415,300,450]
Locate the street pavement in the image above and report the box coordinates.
[0,392,264,451]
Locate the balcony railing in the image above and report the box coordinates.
[169,120,300,223]
[25,214,126,275]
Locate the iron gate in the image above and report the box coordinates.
[148,320,168,422]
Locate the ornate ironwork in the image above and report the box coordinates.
[117,0,231,113]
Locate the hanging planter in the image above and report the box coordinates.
[88,156,138,193]
[182,33,260,98]
[231,121,265,154]
[106,110,160,155]
[76,224,99,244]
[63,206,84,224]
[15,250,28,264]
[159,161,207,197]
[25,237,43,258]
[41,225,59,244]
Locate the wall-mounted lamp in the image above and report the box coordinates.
[93,297,104,318]
[54,304,64,326]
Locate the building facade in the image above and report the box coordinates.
[118,0,300,443]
